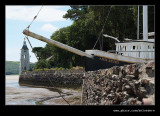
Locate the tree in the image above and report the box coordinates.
[34,59,50,69]
[63,5,88,21]
[34,5,155,69]
[32,47,43,60]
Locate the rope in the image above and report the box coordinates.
[93,6,112,49]
[26,5,43,29]
[24,5,44,61]
[46,71,70,105]
[123,6,129,39]
[25,36,39,61]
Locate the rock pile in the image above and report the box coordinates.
[82,62,155,105]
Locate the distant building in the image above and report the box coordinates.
[19,40,30,74]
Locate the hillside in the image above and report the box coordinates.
[5,61,20,75]
[5,61,36,75]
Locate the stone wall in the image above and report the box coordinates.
[82,62,155,105]
[19,69,85,88]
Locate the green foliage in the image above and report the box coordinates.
[34,59,51,69]
[63,5,88,21]
[32,47,43,60]
[34,69,44,71]
[5,61,20,75]
[32,47,43,53]
[33,67,66,71]
[71,66,84,70]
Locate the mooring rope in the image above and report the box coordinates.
[46,71,71,105]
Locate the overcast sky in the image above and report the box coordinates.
[6,5,73,63]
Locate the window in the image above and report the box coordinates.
[125,46,126,51]
[133,46,135,50]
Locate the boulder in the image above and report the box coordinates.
[107,68,113,76]
[138,87,147,98]
[125,75,135,80]
[112,66,119,75]
[142,98,152,105]
[140,78,149,87]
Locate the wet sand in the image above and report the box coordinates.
[5,75,82,105]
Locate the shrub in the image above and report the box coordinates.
[72,66,84,70]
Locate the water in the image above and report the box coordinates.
[5,75,81,105]
[6,80,29,88]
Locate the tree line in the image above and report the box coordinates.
[33,5,154,69]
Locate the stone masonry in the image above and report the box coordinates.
[82,61,155,105]
[19,69,85,88]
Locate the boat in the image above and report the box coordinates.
[22,5,154,71]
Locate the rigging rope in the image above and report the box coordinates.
[123,6,129,39]
[26,5,43,29]
[47,75,70,105]
[25,5,44,61]
[93,6,112,50]
[25,36,39,61]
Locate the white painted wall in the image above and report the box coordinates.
[115,42,154,59]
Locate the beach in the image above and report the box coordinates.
[5,75,82,105]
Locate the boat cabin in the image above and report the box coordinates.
[115,40,154,59]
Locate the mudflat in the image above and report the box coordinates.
[5,75,82,105]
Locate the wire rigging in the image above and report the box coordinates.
[25,36,39,61]
[93,6,112,50]
[123,6,129,39]
[26,5,43,29]
[24,5,44,61]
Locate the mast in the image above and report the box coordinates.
[143,5,148,41]
[23,29,93,58]
[137,5,139,40]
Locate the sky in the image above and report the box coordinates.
[6,5,73,63]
